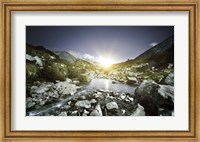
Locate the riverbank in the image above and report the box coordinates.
[26,77,174,116]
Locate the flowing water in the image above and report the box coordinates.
[27,79,136,116]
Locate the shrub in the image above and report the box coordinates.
[39,62,68,82]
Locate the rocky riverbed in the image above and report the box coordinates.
[26,76,174,116]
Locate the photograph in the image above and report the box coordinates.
[26,26,174,116]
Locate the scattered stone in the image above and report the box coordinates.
[128,96,134,102]
[33,84,50,94]
[56,81,77,95]
[83,109,90,114]
[71,110,79,116]
[75,100,91,109]
[39,101,45,106]
[98,89,109,93]
[35,105,41,109]
[112,80,118,84]
[34,56,43,67]
[168,63,173,68]
[158,85,174,102]
[26,54,35,61]
[126,76,139,85]
[63,105,71,110]
[26,102,35,109]
[131,104,145,116]
[68,101,71,105]
[90,103,103,116]
[120,93,126,100]
[26,97,32,102]
[93,92,103,99]
[72,80,80,85]
[164,73,174,86]
[90,99,97,104]
[59,111,67,116]
[121,109,126,115]
[53,94,59,98]
[80,95,86,100]
[65,78,72,83]
[55,80,60,83]
[106,102,118,110]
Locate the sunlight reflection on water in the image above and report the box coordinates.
[84,79,136,94]
[105,79,109,90]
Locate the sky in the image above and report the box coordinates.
[26,26,174,63]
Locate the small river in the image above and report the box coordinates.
[27,79,136,116]
[83,79,136,94]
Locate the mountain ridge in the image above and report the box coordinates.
[112,35,174,68]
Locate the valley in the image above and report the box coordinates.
[26,35,174,116]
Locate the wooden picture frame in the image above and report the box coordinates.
[0,0,199,141]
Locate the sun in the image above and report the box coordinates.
[98,56,114,68]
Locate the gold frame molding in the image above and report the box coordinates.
[0,0,199,142]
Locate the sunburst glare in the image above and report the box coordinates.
[98,56,115,68]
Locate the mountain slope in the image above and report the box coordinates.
[113,35,174,68]
[54,51,77,63]
[133,35,174,67]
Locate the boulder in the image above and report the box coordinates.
[75,100,91,109]
[158,85,174,102]
[90,99,97,104]
[98,89,109,93]
[131,104,145,116]
[120,93,126,100]
[34,56,43,67]
[80,95,86,100]
[135,80,174,116]
[26,102,36,109]
[112,80,118,84]
[59,111,67,116]
[72,80,80,85]
[93,92,103,99]
[90,103,103,116]
[56,81,77,95]
[39,101,46,106]
[164,73,174,86]
[65,78,72,83]
[35,86,50,94]
[82,109,90,116]
[26,54,35,61]
[106,102,118,110]
[126,76,139,85]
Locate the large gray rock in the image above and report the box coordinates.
[106,102,118,110]
[135,80,174,116]
[75,100,91,109]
